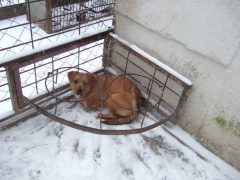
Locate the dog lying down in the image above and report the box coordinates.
[68,71,142,125]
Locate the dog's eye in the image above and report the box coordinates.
[84,81,88,85]
[73,79,78,84]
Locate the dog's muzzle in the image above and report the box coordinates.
[76,88,83,95]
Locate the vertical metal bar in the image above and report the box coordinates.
[78,1,82,35]
[78,47,80,71]
[52,56,55,93]
[172,85,191,125]
[112,0,116,27]
[34,63,38,94]
[46,0,53,33]
[53,98,58,115]
[99,99,104,130]
[124,48,131,74]
[147,68,156,99]
[27,0,35,49]
[157,73,169,109]
[55,69,59,84]
[141,69,157,127]
[13,67,26,109]
[5,66,20,113]
[102,34,111,72]
[54,0,57,32]
[141,110,148,128]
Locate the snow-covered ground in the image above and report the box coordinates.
[1,8,240,180]
[0,101,240,180]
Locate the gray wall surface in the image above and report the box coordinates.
[114,0,240,170]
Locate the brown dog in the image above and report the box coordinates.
[68,71,141,125]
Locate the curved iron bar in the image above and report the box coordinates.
[22,95,175,135]
[28,66,175,135]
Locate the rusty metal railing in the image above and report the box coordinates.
[108,34,192,125]
[0,23,192,135]
[0,0,115,59]
[0,28,113,125]
[1,32,191,135]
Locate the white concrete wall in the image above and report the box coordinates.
[114,0,240,169]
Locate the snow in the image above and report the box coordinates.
[0,101,239,180]
[0,14,113,59]
[109,33,193,86]
[0,110,15,120]
[0,26,114,65]
[163,122,240,178]
[0,14,113,117]
[1,9,240,180]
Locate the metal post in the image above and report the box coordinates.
[5,66,20,113]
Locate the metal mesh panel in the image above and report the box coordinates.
[19,39,104,100]
[0,0,113,119]
[0,67,12,112]
[0,0,114,58]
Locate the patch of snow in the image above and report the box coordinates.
[163,122,240,179]
[0,110,14,120]
[0,26,114,65]
[0,101,239,180]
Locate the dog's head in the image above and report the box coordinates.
[68,71,95,97]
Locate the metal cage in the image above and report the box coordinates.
[27,0,115,33]
[0,29,192,135]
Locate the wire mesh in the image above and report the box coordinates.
[12,34,191,135]
[0,0,191,134]
[0,30,192,134]
[0,0,114,119]
[19,39,104,100]
[0,67,12,112]
[0,0,114,58]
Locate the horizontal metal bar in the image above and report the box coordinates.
[0,82,8,87]
[0,97,10,102]
[0,29,113,68]
[109,35,192,88]
[19,42,104,74]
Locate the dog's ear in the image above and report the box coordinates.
[86,73,95,84]
[68,71,78,82]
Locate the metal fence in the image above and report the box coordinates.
[0,0,192,134]
[0,0,115,122]
[0,29,112,124]
[0,29,192,134]
[0,0,114,58]
[18,33,192,135]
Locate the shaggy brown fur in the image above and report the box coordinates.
[68,71,141,125]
